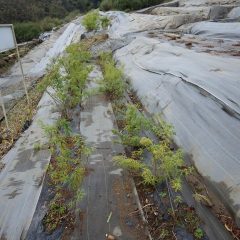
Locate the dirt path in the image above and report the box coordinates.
[71,67,148,240]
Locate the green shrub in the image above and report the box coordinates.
[114,104,151,147]
[14,11,81,43]
[39,43,92,116]
[113,104,189,192]
[101,63,124,100]
[40,17,63,31]
[101,16,111,29]
[82,10,100,31]
[100,0,165,11]
[64,10,80,23]
[82,10,111,31]
[14,22,42,42]
[42,118,89,232]
[41,42,92,232]
[99,52,124,100]
[100,0,114,11]
[114,155,145,171]
[14,16,64,42]
[194,228,204,239]
[99,52,114,65]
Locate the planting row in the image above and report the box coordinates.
[37,43,93,232]
[97,51,239,239]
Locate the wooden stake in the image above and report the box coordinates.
[0,90,9,130]
[11,25,30,105]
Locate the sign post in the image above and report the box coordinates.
[0,24,30,129]
[0,24,30,104]
[12,26,30,104]
[0,90,9,130]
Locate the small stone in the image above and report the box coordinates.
[185,42,193,47]
[125,218,134,227]
[162,212,170,221]
[0,162,5,171]
[113,226,122,236]
[106,234,115,240]
[80,33,87,40]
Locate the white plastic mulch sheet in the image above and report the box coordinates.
[186,21,240,39]
[30,22,81,77]
[115,36,240,221]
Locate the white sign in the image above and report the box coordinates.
[0,25,16,53]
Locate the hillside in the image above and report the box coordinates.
[0,0,98,23]
[0,1,240,240]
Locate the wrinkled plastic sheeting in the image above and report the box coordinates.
[0,88,60,240]
[108,11,160,38]
[108,12,204,38]
[115,36,240,223]
[151,6,211,17]
[228,6,240,18]
[179,0,240,7]
[29,23,81,78]
[185,21,240,39]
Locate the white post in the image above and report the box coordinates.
[0,90,9,130]
[11,25,30,105]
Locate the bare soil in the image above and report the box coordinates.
[0,78,44,163]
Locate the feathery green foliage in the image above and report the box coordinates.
[40,42,93,232]
[194,227,204,239]
[101,16,111,29]
[115,104,151,147]
[99,52,125,101]
[114,155,145,170]
[42,117,90,232]
[39,43,92,118]
[82,10,110,31]
[82,10,100,31]
[114,104,187,192]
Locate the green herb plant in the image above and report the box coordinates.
[39,42,92,232]
[82,10,110,31]
[42,119,90,232]
[97,52,203,238]
[113,104,188,192]
[39,43,92,118]
[194,227,204,239]
[99,52,125,101]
